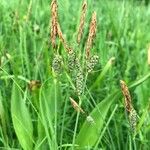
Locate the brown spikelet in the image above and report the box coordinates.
[148,45,150,65]
[70,97,85,114]
[57,22,72,53]
[86,11,97,58]
[50,0,58,48]
[120,80,137,131]
[120,80,132,113]
[77,0,87,44]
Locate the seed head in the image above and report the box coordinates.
[129,108,137,132]
[86,11,97,58]
[68,51,76,72]
[57,22,72,53]
[76,71,84,96]
[52,54,62,74]
[87,55,99,73]
[50,0,58,48]
[77,0,87,44]
[120,80,132,113]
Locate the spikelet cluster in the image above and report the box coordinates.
[87,55,99,73]
[68,51,76,72]
[120,80,137,132]
[75,58,81,71]
[86,12,97,58]
[52,54,62,74]
[77,0,87,44]
[120,80,132,113]
[74,56,83,96]
[129,108,137,131]
[76,69,84,96]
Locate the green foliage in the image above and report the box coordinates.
[11,82,33,150]
[0,0,150,149]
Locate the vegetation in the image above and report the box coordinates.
[0,0,150,149]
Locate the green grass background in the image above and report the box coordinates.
[0,0,150,149]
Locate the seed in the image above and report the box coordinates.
[70,97,85,114]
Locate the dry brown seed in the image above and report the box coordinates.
[70,97,85,114]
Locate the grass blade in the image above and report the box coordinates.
[11,82,33,150]
[75,91,119,148]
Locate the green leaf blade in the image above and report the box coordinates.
[11,83,33,150]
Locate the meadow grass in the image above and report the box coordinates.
[0,0,150,149]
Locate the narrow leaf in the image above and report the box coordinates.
[76,92,119,148]
[11,83,33,150]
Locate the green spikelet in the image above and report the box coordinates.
[129,108,137,132]
[75,58,81,71]
[87,55,99,73]
[75,58,84,96]
[68,51,76,72]
[52,54,62,74]
[76,71,84,96]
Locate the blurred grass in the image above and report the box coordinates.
[0,0,150,149]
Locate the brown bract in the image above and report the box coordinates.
[70,97,85,114]
[86,11,97,58]
[57,22,72,53]
[51,0,58,48]
[77,0,87,44]
[120,80,132,113]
